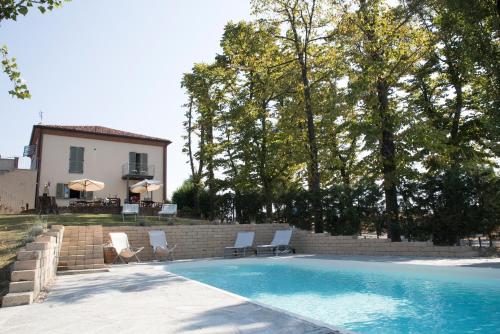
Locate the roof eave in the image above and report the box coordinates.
[30,125,172,145]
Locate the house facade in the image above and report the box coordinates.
[28,125,171,207]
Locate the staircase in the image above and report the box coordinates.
[57,226,106,271]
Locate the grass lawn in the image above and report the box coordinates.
[0,213,207,295]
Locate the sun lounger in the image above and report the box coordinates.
[257,229,293,256]
[224,231,255,257]
[109,232,144,263]
[148,230,177,261]
[158,204,177,220]
[122,203,139,222]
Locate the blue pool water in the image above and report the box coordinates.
[166,257,500,334]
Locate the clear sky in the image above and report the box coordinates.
[0,0,251,198]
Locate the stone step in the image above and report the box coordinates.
[1,292,33,307]
[57,225,104,272]
[9,281,36,293]
[57,268,109,276]
[59,255,103,263]
[11,269,37,282]
[58,263,107,271]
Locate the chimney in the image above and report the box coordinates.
[14,157,19,169]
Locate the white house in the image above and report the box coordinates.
[27,125,171,207]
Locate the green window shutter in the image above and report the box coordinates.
[69,147,77,161]
[140,153,148,173]
[69,147,84,173]
[56,183,63,198]
[78,147,84,162]
[129,152,137,173]
[78,147,84,173]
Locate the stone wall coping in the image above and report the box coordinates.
[2,225,65,307]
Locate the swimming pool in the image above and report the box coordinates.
[166,257,500,334]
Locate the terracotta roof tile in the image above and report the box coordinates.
[34,125,171,144]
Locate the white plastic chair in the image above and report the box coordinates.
[257,229,293,256]
[109,232,144,263]
[122,204,139,222]
[148,230,177,261]
[158,204,177,220]
[224,231,255,258]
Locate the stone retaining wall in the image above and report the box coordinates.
[293,230,479,257]
[2,225,64,307]
[103,224,287,261]
[102,224,479,261]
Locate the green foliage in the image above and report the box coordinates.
[1,0,70,99]
[172,179,210,219]
[25,223,44,243]
[0,0,67,21]
[1,46,30,99]
[179,0,499,244]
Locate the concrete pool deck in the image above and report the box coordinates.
[0,262,343,334]
[0,255,498,334]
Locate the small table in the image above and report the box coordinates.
[141,200,154,208]
[103,246,117,264]
[104,198,120,207]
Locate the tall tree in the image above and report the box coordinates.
[405,0,500,243]
[252,0,333,232]
[342,0,431,241]
[182,63,226,220]
[179,88,205,217]
[219,21,295,222]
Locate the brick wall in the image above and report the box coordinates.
[293,230,479,257]
[103,224,288,261]
[2,225,64,307]
[102,225,479,260]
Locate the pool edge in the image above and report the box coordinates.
[167,270,357,334]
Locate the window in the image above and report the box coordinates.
[69,146,84,173]
[56,183,70,199]
[56,183,93,199]
[129,152,148,174]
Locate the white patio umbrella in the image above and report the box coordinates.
[68,179,105,192]
[130,179,162,201]
[68,179,105,199]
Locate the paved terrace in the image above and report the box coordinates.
[0,262,342,334]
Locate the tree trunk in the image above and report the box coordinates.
[299,61,323,233]
[234,190,242,223]
[259,101,273,222]
[286,3,323,233]
[206,115,215,221]
[448,62,463,148]
[192,178,201,218]
[377,78,401,242]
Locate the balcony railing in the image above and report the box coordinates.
[122,163,155,179]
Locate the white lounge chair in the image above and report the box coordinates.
[122,203,139,222]
[224,231,255,258]
[158,204,177,220]
[257,229,293,256]
[148,230,177,261]
[109,232,144,263]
